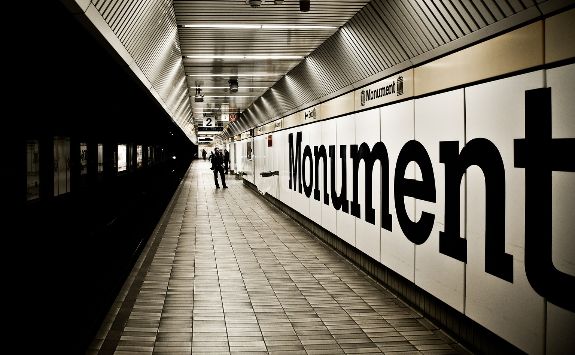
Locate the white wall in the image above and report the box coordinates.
[414,89,466,312]
[546,64,575,355]
[465,71,545,354]
[246,64,574,354]
[380,101,415,281]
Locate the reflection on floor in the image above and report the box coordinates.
[89,160,469,354]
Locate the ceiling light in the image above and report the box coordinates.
[261,24,335,29]
[182,24,336,30]
[248,0,262,7]
[204,95,256,98]
[191,86,267,89]
[182,24,261,29]
[185,55,304,60]
[228,79,239,93]
[196,111,239,114]
[187,73,280,77]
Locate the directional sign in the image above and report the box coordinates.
[203,117,214,127]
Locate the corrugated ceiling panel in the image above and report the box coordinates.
[347,19,387,71]
[229,0,562,137]
[90,0,195,141]
[273,79,298,110]
[311,40,354,89]
[353,9,402,67]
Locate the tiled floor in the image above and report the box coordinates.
[89,161,469,355]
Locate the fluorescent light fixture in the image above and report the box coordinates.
[182,24,260,29]
[191,86,267,89]
[204,95,256,98]
[182,24,336,30]
[185,55,303,60]
[187,73,280,77]
[262,25,336,29]
[194,108,239,111]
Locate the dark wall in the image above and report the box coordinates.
[5,1,196,353]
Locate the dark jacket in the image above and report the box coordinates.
[211,151,224,169]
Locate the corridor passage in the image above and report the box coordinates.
[89,161,468,355]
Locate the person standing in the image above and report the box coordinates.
[223,148,230,174]
[201,149,207,160]
[211,148,227,188]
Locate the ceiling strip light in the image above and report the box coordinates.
[191,86,267,89]
[262,25,335,30]
[187,74,280,77]
[185,55,303,60]
[204,95,256,98]
[181,24,336,30]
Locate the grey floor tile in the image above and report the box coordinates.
[92,162,468,355]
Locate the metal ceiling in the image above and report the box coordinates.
[78,0,572,142]
[173,0,373,135]
[87,0,196,141]
[228,0,572,137]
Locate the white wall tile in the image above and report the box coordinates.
[548,64,575,276]
[279,129,292,207]
[253,135,265,189]
[241,138,255,184]
[354,109,382,261]
[380,100,416,281]
[546,303,575,354]
[414,89,465,312]
[269,132,281,199]
[465,71,545,354]
[278,129,295,207]
[336,114,356,247]
[321,119,338,235]
[308,122,323,225]
[291,125,310,218]
[546,64,575,354]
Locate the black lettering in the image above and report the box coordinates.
[329,145,349,213]
[302,145,313,198]
[440,139,512,282]
[288,132,302,193]
[394,140,436,244]
[350,142,392,229]
[515,88,575,311]
[314,145,329,204]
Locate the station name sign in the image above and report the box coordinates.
[355,70,413,109]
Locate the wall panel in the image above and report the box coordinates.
[336,114,356,247]
[354,109,382,261]
[546,64,575,355]
[321,119,338,235]
[414,89,465,312]
[308,122,323,225]
[253,135,266,192]
[291,126,311,219]
[465,71,545,354]
[380,100,416,281]
[278,130,292,207]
